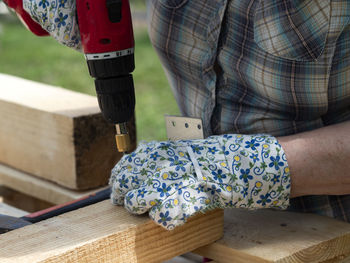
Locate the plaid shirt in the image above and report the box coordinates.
[147,0,350,222]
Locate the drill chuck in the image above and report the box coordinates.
[95,74,135,124]
[86,51,134,78]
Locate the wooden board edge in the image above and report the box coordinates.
[46,209,223,263]
[0,163,108,204]
[0,73,100,117]
[72,114,126,190]
[279,234,350,263]
[194,227,350,263]
[193,243,272,263]
[0,202,223,263]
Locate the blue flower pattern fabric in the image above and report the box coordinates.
[109,134,291,230]
[23,0,81,50]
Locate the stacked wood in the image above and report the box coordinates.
[0,73,135,190]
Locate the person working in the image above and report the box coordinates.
[23,0,350,229]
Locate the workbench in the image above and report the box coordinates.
[0,74,350,263]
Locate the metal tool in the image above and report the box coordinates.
[4,0,136,153]
[78,0,135,153]
[0,214,32,234]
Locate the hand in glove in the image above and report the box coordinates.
[23,0,81,50]
[109,134,291,230]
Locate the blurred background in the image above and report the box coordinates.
[0,0,179,142]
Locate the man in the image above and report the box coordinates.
[23,0,350,229]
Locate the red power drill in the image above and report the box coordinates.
[4,0,135,153]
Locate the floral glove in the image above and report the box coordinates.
[109,134,291,230]
[23,0,81,50]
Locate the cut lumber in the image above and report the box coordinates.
[0,186,53,212]
[0,201,224,263]
[0,73,135,189]
[194,209,350,263]
[0,163,108,205]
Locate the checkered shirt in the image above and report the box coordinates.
[147,0,350,222]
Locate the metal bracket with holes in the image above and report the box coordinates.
[165,115,204,141]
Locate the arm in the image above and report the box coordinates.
[279,121,350,198]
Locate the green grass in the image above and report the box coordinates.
[130,0,146,10]
[0,17,179,141]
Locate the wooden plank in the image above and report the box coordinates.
[0,73,135,189]
[0,163,108,205]
[0,201,223,263]
[0,186,53,213]
[0,202,27,217]
[194,209,350,263]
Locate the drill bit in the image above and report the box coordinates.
[115,123,131,153]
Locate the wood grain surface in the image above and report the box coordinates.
[194,209,350,263]
[0,201,223,263]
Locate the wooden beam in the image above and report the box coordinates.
[0,201,224,263]
[194,209,350,263]
[0,163,108,205]
[0,186,53,213]
[0,73,135,190]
